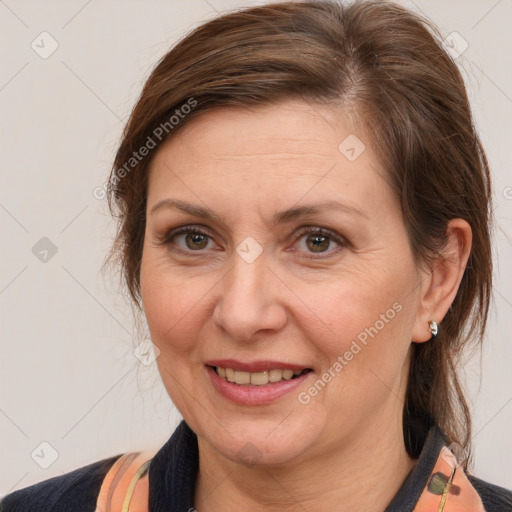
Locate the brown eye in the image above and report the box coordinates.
[185,232,209,250]
[162,226,216,253]
[292,227,347,258]
[305,233,331,253]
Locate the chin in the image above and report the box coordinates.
[194,410,325,467]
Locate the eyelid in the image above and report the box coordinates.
[158,224,218,250]
[288,225,348,257]
[158,223,349,257]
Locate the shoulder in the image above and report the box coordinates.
[467,474,512,512]
[0,455,121,512]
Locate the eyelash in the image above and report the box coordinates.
[158,224,348,259]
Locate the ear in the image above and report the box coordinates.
[411,219,472,343]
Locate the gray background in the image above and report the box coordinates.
[1,0,511,495]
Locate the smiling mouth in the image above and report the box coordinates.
[210,366,312,386]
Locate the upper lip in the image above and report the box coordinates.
[205,359,311,373]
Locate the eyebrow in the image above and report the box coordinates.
[149,198,368,226]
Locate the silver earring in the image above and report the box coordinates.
[429,320,438,337]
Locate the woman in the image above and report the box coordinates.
[2,1,511,511]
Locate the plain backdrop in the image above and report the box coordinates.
[1,0,511,495]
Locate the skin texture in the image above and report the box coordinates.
[140,100,472,511]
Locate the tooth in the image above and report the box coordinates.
[282,369,294,380]
[218,366,304,385]
[250,371,269,386]
[268,369,283,383]
[235,370,251,385]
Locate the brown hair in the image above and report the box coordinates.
[107,0,492,464]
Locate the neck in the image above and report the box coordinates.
[194,417,416,512]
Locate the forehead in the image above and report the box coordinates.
[153,100,357,169]
[147,100,394,220]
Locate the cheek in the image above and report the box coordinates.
[293,257,418,400]
[141,254,198,351]
[140,257,210,410]
[140,250,224,368]
[300,264,413,343]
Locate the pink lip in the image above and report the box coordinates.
[206,365,313,406]
[205,359,309,373]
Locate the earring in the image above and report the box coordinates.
[429,320,438,337]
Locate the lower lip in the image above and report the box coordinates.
[207,365,312,405]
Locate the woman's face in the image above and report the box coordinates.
[141,100,425,466]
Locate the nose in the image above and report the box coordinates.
[212,250,288,341]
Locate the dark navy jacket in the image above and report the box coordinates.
[2,421,511,511]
